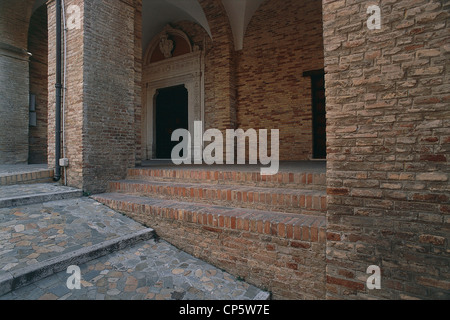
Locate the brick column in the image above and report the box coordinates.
[47,0,85,187]
[199,0,237,132]
[0,0,34,164]
[324,0,449,299]
[48,0,140,193]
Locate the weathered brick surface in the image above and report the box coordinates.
[0,170,54,186]
[237,0,324,161]
[48,0,140,193]
[127,168,327,190]
[93,192,327,300]
[324,0,450,299]
[81,0,138,193]
[48,0,85,187]
[199,0,237,132]
[134,0,143,166]
[108,180,327,215]
[2,0,449,300]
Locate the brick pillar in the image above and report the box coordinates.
[199,0,237,132]
[134,0,143,166]
[48,0,85,187]
[324,0,449,299]
[48,0,140,193]
[0,0,34,164]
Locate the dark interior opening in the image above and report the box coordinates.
[155,85,189,159]
[304,69,326,160]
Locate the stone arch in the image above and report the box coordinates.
[144,25,194,65]
[142,25,205,160]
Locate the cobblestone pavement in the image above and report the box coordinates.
[0,197,145,277]
[1,239,266,300]
[0,191,269,300]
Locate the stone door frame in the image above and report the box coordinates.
[142,37,205,160]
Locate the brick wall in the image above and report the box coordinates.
[48,0,85,187]
[0,0,34,164]
[48,0,141,192]
[162,0,325,162]
[28,5,48,164]
[237,0,325,161]
[96,194,327,300]
[81,0,139,193]
[199,0,237,132]
[134,0,143,166]
[324,0,449,299]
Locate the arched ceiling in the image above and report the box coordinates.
[142,0,212,52]
[222,0,266,51]
[32,0,266,52]
[143,0,266,52]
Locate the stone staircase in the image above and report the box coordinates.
[0,165,54,186]
[92,166,328,299]
[100,167,327,216]
[93,167,328,238]
[0,168,155,296]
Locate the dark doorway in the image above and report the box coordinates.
[155,85,189,159]
[304,70,326,159]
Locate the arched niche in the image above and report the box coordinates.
[142,25,205,160]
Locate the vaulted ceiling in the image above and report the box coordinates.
[32,0,267,52]
[143,0,266,51]
[142,0,212,52]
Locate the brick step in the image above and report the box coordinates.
[127,168,326,190]
[0,169,54,186]
[108,180,326,216]
[91,193,326,243]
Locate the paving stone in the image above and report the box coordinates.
[0,197,146,277]
[1,238,269,300]
[0,182,270,301]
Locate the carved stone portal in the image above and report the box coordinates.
[142,26,205,160]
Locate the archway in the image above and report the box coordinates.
[142,25,205,160]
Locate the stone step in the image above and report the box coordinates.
[92,193,326,243]
[127,167,327,190]
[0,183,83,208]
[108,179,327,216]
[0,227,155,296]
[0,167,54,186]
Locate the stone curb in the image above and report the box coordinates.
[0,228,155,296]
[0,190,84,208]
